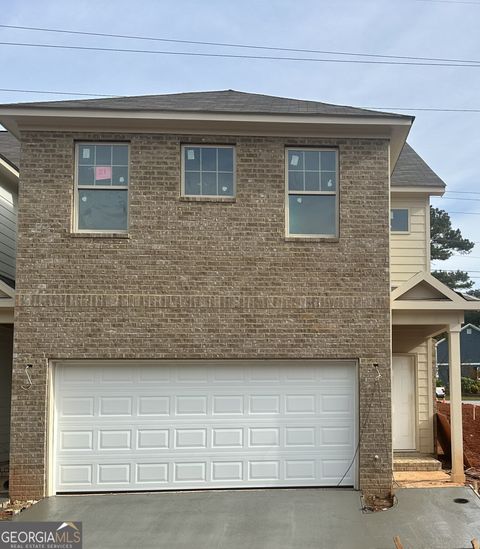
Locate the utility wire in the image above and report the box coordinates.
[1,23,480,66]
[1,41,480,68]
[0,87,116,98]
[433,197,480,202]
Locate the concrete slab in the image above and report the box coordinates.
[12,487,480,549]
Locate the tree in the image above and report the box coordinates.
[430,207,475,290]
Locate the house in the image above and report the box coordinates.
[0,131,17,473]
[436,323,480,384]
[0,90,477,503]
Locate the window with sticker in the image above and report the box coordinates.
[286,148,338,237]
[75,143,129,232]
[182,145,235,198]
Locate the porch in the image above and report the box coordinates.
[391,272,480,484]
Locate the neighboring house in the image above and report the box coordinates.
[436,324,480,384]
[0,90,477,502]
[0,131,17,467]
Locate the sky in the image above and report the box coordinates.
[1,0,479,286]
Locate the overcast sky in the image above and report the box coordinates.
[1,0,479,286]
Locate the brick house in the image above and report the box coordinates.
[0,90,477,501]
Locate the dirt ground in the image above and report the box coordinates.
[437,401,480,469]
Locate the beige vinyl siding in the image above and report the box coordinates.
[0,178,17,282]
[391,195,429,287]
[416,340,434,453]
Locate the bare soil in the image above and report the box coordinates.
[437,401,480,468]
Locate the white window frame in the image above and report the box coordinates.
[74,142,130,234]
[390,208,410,234]
[181,144,236,198]
[285,147,339,238]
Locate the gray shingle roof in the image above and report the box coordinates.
[0,131,20,169]
[0,89,411,119]
[391,143,445,189]
[436,324,480,364]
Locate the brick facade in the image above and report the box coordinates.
[11,132,392,499]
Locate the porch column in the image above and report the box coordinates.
[448,323,465,483]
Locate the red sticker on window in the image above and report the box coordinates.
[95,166,112,180]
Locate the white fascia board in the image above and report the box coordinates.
[390,187,445,197]
[0,108,413,170]
[0,157,19,187]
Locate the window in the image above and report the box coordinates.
[75,143,129,232]
[182,145,235,197]
[391,208,409,232]
[286,148,338,237]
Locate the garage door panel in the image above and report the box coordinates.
[54,360,357,492]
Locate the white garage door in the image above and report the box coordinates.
[53,360,357,492]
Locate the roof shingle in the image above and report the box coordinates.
[391,143,445,189]
[0,131,20,169]
[0,89,410,119]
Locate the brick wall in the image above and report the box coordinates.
[11,132,392,499]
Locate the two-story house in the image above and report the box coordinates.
[0,90,476,503]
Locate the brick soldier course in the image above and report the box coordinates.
[11,132,391,500]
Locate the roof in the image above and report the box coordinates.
[436,324,480,364]
[0,131,20,170]
[391,143,445,189]
[0,89,411,119]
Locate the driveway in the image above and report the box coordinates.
[14,487,480,549]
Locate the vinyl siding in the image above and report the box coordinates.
[391,195,429,287]
[0,178,17,282]
[416,340,434,453]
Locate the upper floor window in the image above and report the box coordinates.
[391,208,409,233]
[286,148,338,238]
[182,145,235,198]
[75,143,129,232]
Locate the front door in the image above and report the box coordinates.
[392,356,416,450]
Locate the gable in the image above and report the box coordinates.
[397,280,451,301]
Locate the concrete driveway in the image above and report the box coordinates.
[14,487,480,549]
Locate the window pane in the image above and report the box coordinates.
[94,166,112,185]
[185,171,201,195]
[289,195,336,236]
[288,150,303,170]
[391,209,409,232]
[304,151,320,171]
[185,147,200,171]
[218,148,233,172]
[288,171,304,191]
[321,151,337,171]
[78,165,94,185]
[95,145,112,165]
[78,190,128,231]
[78,145,94,165]
[305,171,320,191]
[112,145,129,166]
[202,172,217,195]
[201,148,217,171]
[112,166,128,186]
[321,171,336,191]
[218,173,234,196]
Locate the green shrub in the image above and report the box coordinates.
[461,377,480,395]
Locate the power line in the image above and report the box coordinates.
[433,196,480,202]
[0,87,115,98]
[1,41,480,68]
[446,191,480,196]
[2,23,480,66]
